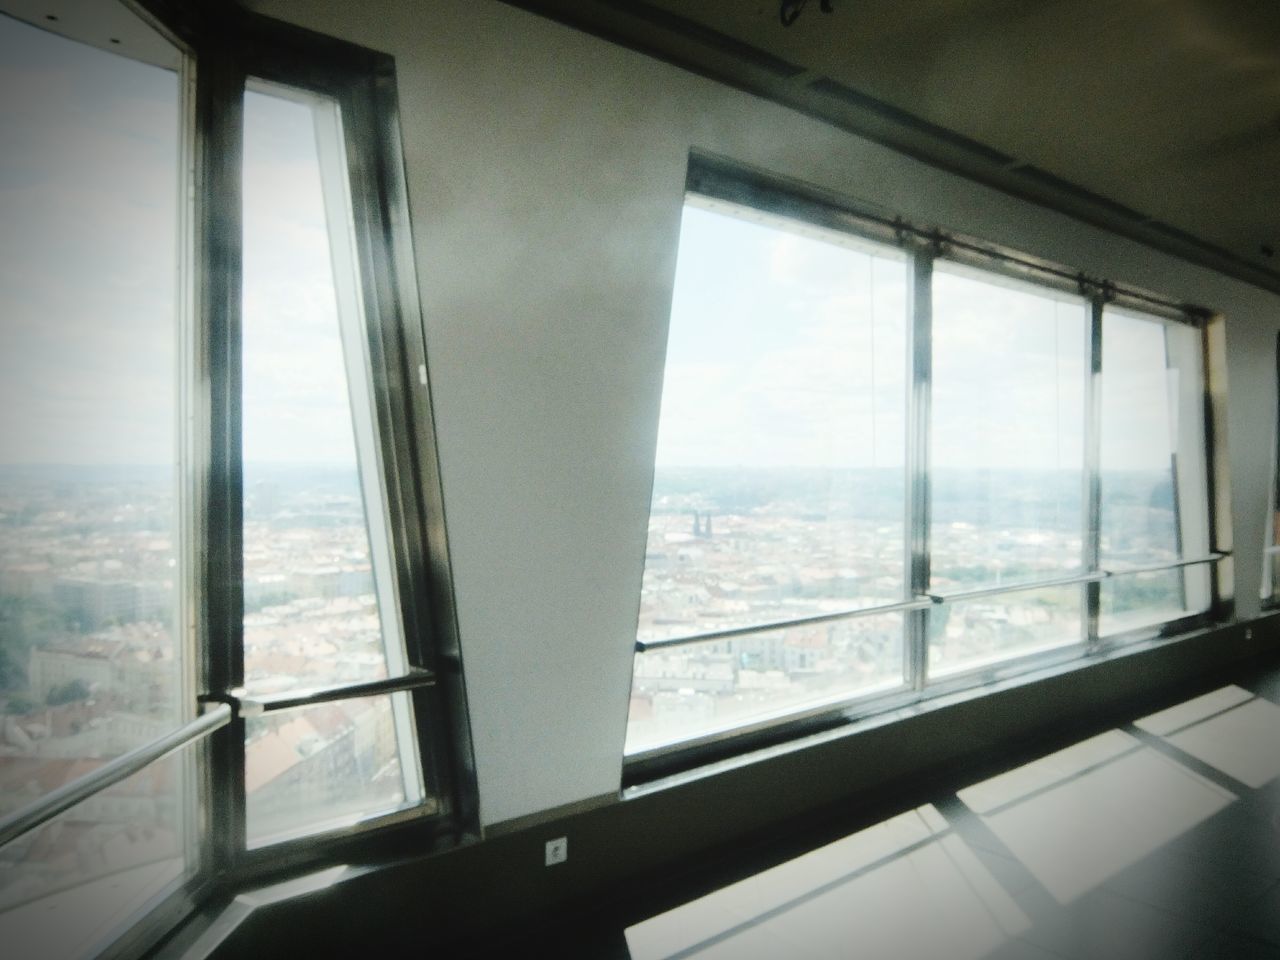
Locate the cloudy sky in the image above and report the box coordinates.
[242,88,361,469]
[0,12,1194,479]
[0,13,361,469]
[655,202,1190,474]
[0,13,178,467]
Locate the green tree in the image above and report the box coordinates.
[46,678,90,706]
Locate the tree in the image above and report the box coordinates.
[46,679,90,706]
[4,694,36,715]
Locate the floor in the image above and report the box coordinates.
[470,659,1280,959]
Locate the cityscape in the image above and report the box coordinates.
[627,465,1195,751]
[0,460,1198,911]
[0,465,408,921]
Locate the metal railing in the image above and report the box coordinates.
[0,703,232,851]
[1101,553,1226,578]
[0,663,441,852]
[636,598,933,653]
[221,667,436,717]
[929,570,1109,605]
[636,554,1228,654]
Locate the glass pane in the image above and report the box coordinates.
[1099,309,1210,635]
[241,87,403,692]
[627,613,904,752]
[929,584,1083,678]
[0,745,193,960]
[1266,332,1280,603]
[1100,569,1187,635]
[630,197,910,748]
[0,12,186,815]
[242,85,427,843]
[930,263,1088,593]
[245,692,426,846]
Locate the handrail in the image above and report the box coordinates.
[635,597,933,653]
[634,553,1230,655]
[929,570,1108,605]
[228,667,436,717]
[1101,553,1227,578]
[0,703,232,850]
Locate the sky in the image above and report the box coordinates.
[0,11,1196,476]
[0,13,178,467]
[241,89,361,469]
[655,202,1191,473]
[0,13,362,469]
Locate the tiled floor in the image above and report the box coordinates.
[478,662,1280,959]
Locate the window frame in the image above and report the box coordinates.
[624,155,1230,784]
[191,9,478,882]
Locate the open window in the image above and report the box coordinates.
[0,6,475,956]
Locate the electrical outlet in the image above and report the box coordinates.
[545,836,568,866]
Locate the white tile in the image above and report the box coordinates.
[765,836,1028,960]
[1135,686,1255,737]
[958,730,1139,815]
[1167,697,1280,788]
[624,805,944,958]
[980,746,1234,904]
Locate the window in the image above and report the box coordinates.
[1263,333,1280,606]
[1098,306,1211,634]
[929,264,1088,675]
[0,10,197,957]
[629,197,911,752]
[239,83,427,846]
[627,162,1223,766]
[0,6,473,956]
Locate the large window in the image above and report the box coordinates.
[0,6,472,957]
[627,164,1223,762]
[629,197,911,751]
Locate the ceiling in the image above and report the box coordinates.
[508,0,1280,293]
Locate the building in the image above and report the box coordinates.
[1,1,1279,958]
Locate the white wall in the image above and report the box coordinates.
[250,0,1280,826]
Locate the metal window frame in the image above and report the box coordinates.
[195,11,480,878]
[625,155,1230,782]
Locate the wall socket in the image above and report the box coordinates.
[545,836,568,866]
